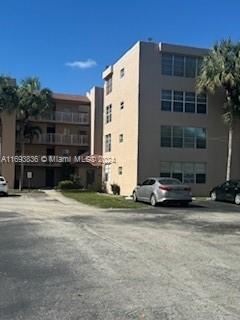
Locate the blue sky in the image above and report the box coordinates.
[0,0,239,94]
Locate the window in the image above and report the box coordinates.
[160,161,207,184]
[142,179,150,186]
[173,55,184,76]
[195,163,206,184]
[118,166,123,175]
[161,90,172,111]
[105,134,111,152]
[120,101,124,110]
[197,57,203,75]
[173,91,183,112]
[172,162,183,182]
[196,128,206,149]
[161,53,204,78]
[160,90,207,114]
[119,134,123,143]
[159,162,171,178]
[197,94,207,114]
[173,127,183,148]
[183,163,195,184]
[185,92,195,113]
[104,164,111,181]
[161,126,207,149]
[106,76,112,95]
[148,179,156,185]
[161,126,171,147]
[185,57,196,78]
[120,68,125,78]
[105,105,112,123]
[162,53,173,75]
[184,127,195,148]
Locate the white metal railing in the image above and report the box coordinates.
[34,133,88,146]
[31,111,89,124]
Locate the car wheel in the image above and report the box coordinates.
[234,194,240,205]
[133,192,138,202]
[150,194,157,206]
[211,191,217,201]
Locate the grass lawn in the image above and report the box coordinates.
[61,190,147,209]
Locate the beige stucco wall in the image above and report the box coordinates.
[102,42,140,195]
[137,41,231,196]
[102,40,239,197]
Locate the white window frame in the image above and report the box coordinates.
[105,134,111,152]
[105,104,112,124]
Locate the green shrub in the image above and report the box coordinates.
[57,180,82,190]
[111,183,120,195]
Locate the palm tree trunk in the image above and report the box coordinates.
[226,125,233,181]
[18,125,25,190]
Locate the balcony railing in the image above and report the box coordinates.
[31,111,89,124]
[32,133,88,146]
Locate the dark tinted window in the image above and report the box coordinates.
[148,179,156,185]
[173,55,184,76]
[196,174,206,184]
[142,180,150,186]
[162,54,173,75]
[158,178,182,185]
[185,57,196,78]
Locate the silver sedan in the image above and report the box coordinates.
[133,177,192,206]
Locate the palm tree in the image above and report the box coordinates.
[197,39,240,181]
[0,76,53,189]
[17,77,53,190]
[0,76,18,113]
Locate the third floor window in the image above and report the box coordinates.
[161,53,203,78]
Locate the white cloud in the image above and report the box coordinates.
[65,59,97,69]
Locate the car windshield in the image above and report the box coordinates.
[158,178,182,185]
[0,177,5,182]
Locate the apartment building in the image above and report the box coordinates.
[102,41,240,196]
[0,86,103,189]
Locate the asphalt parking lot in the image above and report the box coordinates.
[0,192,240,320]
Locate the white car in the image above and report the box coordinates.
[0,176,8,196]
[133,177,192,206]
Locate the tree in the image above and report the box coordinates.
[0,76,53,190]
[0,77,18,113]
[17,77,53,190]
[197,39,240,180]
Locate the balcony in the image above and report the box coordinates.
[32,133,88,146]
[31,111,89,125]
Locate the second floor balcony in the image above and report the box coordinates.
[31,133,88,146]
[31,111,89,125]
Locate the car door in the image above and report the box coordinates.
[218,181,231,201]
[137,179,150,200]
[225,180,238,202]
[144,179,156,200]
